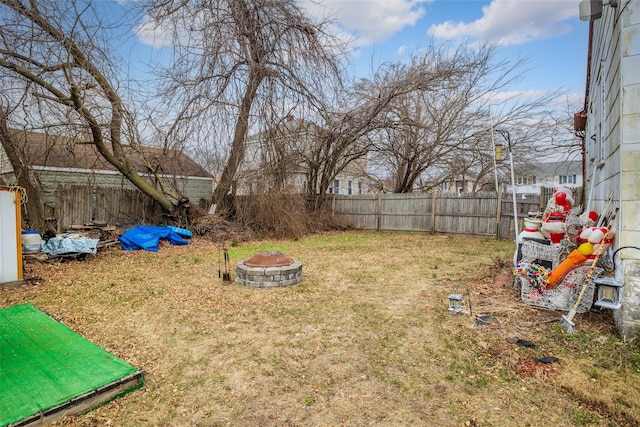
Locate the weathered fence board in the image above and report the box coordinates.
[54,185,162,231]
[332,189,582,239]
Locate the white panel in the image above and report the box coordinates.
[623,24,640,55]
[622,54,640,86]
[0,189,19,284]
[623,84,640,116]
[622,112,640,145]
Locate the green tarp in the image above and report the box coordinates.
[0,303,143,426]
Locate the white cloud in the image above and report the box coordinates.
[135,16,175,48]
[485,90,544,102]
[137,1,430,51]
[563,91,585,106]
[300,0,430,47]
[428,0,579,46]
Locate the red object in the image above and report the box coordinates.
[589,211,599,223]
[574,111,587,132]
[549,233,565,244]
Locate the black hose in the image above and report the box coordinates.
[610,246,640,272]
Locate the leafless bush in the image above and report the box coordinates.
[233,192,341,238]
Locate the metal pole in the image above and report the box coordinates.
[489,113,500,194]
[505,131,519,238]
[490,113,500,239]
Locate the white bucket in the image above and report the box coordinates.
[22,230,42,253]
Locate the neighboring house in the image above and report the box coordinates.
[436,176,484,194]
[0,129,213,224]
[578,0,640,337]
[507,161,583,197]
[237,117,370,196]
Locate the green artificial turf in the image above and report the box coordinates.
[0,303,143,426]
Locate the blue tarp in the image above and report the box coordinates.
[119,226,191,252]
[167,225,193,238]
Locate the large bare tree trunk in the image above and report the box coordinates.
[148,0,346,215]
[0,109,45,230]
[212,70,264,211]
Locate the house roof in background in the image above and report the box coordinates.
[246,117,324,142]
[7,129,212,178]
[527,161,581,177]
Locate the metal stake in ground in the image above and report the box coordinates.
[222,247,232,284]
[560,207,619,334]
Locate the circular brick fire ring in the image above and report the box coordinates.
[235,251,302,288]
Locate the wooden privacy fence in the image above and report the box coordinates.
[330,188,583,239]
[53,185,163,231]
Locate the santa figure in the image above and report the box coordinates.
[540,186,575,244]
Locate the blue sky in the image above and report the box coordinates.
[123,0,589,107]
[298,0,589,104]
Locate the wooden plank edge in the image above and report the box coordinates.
[10,371,144,427]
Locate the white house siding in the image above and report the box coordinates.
[586,0,640,338]
[2,167,213,210]
[507,161,582,197]
[239,119,371,196]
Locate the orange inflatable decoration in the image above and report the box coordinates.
[547,243,593,288]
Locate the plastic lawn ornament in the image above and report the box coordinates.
[555,191,568,211]
[578,225,616,261]
[560,207,619,334]
[541,186,575,244]
[547,242,593,287]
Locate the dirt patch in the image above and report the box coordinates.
[513,359,560,379]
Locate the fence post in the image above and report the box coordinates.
[332,194,335,218]
[431,191,436,235]
[495,191,502,239]
[376,192,382,231]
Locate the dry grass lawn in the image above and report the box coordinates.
[3,230,640,426]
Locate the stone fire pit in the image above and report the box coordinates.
[235,251,302,288]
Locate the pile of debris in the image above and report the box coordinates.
[189,214,254,243]
[24,222,122,263]
[66,222,121,249]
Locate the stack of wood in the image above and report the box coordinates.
[66,222,120,250]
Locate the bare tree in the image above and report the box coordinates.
[366,44,566,193]
[0,0,182,217]
[0,108,45,229]
[291,50,491,208]
[145,0,347,212]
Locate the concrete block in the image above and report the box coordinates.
[622,113,640,143]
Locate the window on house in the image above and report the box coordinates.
[559,175,576,184]
[348,181,352,195]
[358,182,362,195]
[517,176,536,185]
[333,179,340,195]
